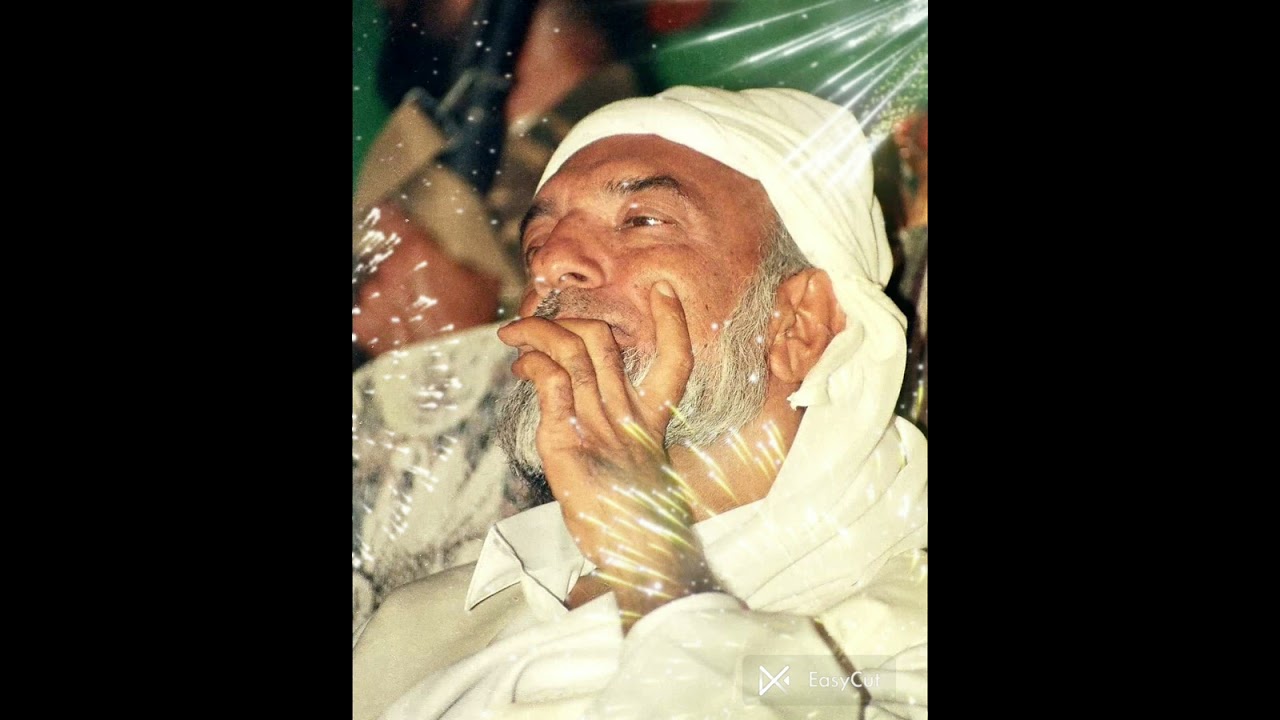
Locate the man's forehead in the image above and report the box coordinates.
[538,134,754,196]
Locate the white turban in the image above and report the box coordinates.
[537,87,927,612]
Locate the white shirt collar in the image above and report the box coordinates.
[464,500,761,618]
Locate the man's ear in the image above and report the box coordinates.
[766,269,847,384]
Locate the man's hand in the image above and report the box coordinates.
[497,282,723,628]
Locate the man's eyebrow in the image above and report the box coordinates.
[519,200,554,245]
[520,175,698,242]
[603,175,691,201]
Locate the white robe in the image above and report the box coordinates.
[354,417,927,720]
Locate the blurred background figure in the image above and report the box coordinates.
[352,0,645,367]
[889,107,927,433]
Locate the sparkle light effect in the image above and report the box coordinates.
[737,2,894,66]
[646,0,926,138]
[352,207,403,285]
[673,0,846,46]
[727,428,775,485]
[410,295,439,313]
[686,444,736,503]
[619,416,664,456]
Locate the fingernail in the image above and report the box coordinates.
[655,281,675,298]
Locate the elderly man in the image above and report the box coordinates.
[353,87,928,720]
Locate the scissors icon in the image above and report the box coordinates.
[758,665,791,696]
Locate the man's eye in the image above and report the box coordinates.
[524,245,540,266]
[623,216,662,228]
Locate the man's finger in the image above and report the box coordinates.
[511,350,575,427]
[637,281,694,425]
[499,317,610,431]
[550,319,632,415]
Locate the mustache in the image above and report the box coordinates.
[532,289,561,319]
[526,288,636,339]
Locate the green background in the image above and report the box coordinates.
[352,0,927,186]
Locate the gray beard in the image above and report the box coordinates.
[496,282,775,504]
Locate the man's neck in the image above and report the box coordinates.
[667,391,806,521]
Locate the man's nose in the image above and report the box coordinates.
[528,217,606,296]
